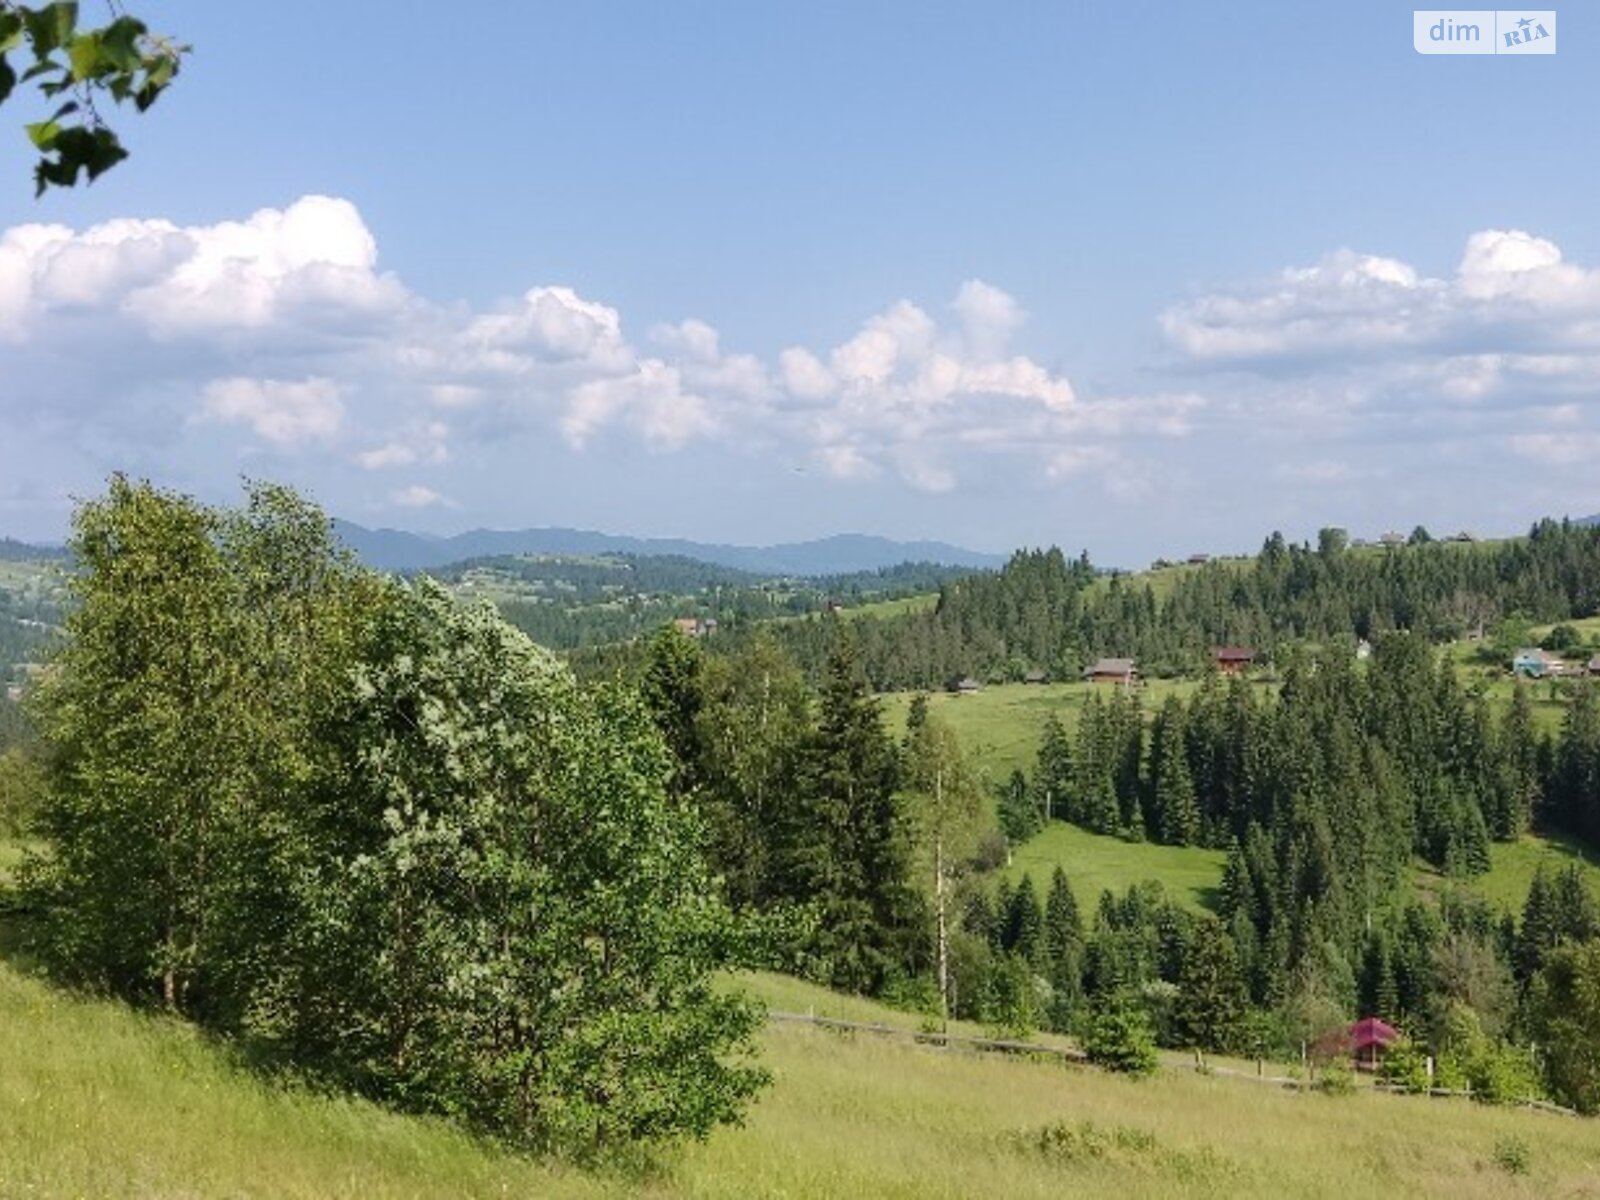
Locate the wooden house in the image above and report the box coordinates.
[1213,646,1255,675]
[1589,654,1600,677]
[1084,657,1138,685]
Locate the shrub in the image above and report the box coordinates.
[1466,1043,1544,1106]
[1378,1037,1431,1094]
[1084,996,1159,1077]
[1492,1134,1531,1176]
[1316,1064,1357,1096]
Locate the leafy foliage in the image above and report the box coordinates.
[0,2,186,193]
[1083,994,1159,1076]
[22,479,766,1154]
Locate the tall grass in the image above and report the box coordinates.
[5,956,1598,1198]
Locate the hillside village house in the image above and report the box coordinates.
[1084,657,1138,685]
[1513,647,1562,678]
[1213,646,1255,675]
[1590,654,1600,677]
[948,676,983,694]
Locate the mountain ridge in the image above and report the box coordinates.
[329,520,1005,576]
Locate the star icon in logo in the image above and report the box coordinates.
[1517,16,1533,29]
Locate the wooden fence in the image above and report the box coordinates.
[767,1009,1578,1117]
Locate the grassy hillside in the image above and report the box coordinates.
[4,955,1599,1198]
[1003,824,1227,913]
[1415,832,1600,913]
[880,679,1209,785]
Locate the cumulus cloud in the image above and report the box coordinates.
[389,484,450,508]
[0,196,405,342]
[0,194,1207,530]
[355,421,450,469]
[1161,229,1600,367]
[200,377,345,446]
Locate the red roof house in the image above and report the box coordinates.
[1213,646,1255,675]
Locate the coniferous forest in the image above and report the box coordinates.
[5,480,1600,1150]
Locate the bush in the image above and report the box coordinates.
[1493,1134,1532,1176]
[986,952,1040,1040]
[0,749,43,838]
[1466,1043,1543,1106]
[1084,996,1159,1077]
[1014,1119,1157,1164]
[1315,1064,1356,1095]
[1378,1037,1431,1094]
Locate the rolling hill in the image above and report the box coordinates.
[330,520,1005,576]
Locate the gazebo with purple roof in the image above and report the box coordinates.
[1348,1017,1398,1071]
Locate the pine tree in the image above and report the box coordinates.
[1556,682,1600,841]
[1149,697,1200,846]
[998,767,1039,845]
[1175,919,1248,1053]
[786,636,921,993]
[1034,712,1073,825]
[1517,865,1560,980]
[1005,874,1045,965]
[1074,695,1120,835]
[1495,682,1540,839]
[639,623,706,797]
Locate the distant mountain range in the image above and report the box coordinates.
[330,520,1006,577]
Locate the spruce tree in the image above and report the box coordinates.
[1175,919,1248,1053]
[1005,874,1045,965]
[1034,712,1073,825]
[1149,697,1201,846]
[787,636,920,993]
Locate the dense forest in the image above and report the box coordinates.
[742,523,1600,689]
[7,489,1600,1123]
[635,617,1600,1111]
[466,555,971,650]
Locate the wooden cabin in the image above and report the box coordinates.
[1084,657,1138,686]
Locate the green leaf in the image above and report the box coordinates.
[23,2,78,58]
[0,56,15,105]
[97,16,146,72]
[67,31,100,82]
[0,13,24,55]
[25,119,61,150]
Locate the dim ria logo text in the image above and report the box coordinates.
[1413,10,1556,53]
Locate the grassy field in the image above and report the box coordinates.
[880,679,1211,785]
[1415,831,1600,913]
[4,955,1599,1199]
[1004,823,1227,913]
[846,592,939,620]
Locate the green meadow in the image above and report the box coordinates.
[4,951,1599,1199]
[879,679,1600,919]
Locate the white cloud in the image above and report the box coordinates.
[356,421,450,469]
[1162,229,1600,365]
[563,360,717,449]
[0,197,1197,524]
[200,377,345,446]
[952,279,1024,359]
[389,484,450,509]
[1510,433,1600,467]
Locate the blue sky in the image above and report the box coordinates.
[2,2,1596,562]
